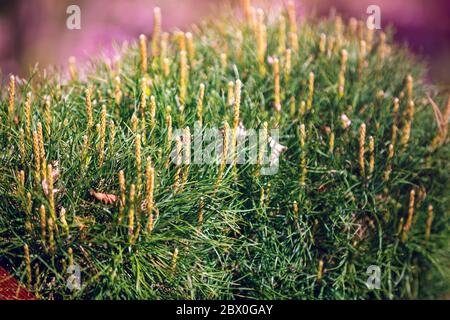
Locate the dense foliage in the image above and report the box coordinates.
[0,2,448,299]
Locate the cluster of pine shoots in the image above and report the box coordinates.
[0,1,449,299]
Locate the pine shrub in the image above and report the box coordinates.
[0,2,449,299]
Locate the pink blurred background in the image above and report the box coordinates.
[0,0,449,85]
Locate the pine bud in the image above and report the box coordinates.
[128,184,136,244]
[307,72,314,111]
[68,56,78,80]
[179,50,188,105]
[24,244,32,288]
[40,205,47,248]
[273,57,281,112]
[139,34,148,73]
[425,204,433,241]
[402,189,415,241]
[118,170,126,224]
[8,75,15,122]
[196,84,205,126]
[369,136,375,177]
[359,123,366,177]
[151,8,162,57]
[85,88,93,129]
[317,259,324,281]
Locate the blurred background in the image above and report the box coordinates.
[0,0,449,85]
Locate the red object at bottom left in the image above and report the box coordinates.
[0,266,36,300]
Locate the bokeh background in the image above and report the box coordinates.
[0,0,449,85]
